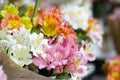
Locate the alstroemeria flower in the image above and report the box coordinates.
[57,22,77,43]
[0,14,32,30]
[64,41,95,77]
[86,18,103,47]
[81,41,95,62]
[30,32,48,57]
[0,14,20,29]
[8,44,32,66]
[33,55,48,69]
[45,43,69,70]
[45,36,78,70]
[0,4,18,17]
[20,16,32,30]
[0,66,7,80]
[104,55,120,80]
[75,65,88,78]
[37,7,62,37]
[0,29,16,53]
[0,40,11,53]
[12,27,30,46]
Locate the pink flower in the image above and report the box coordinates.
[87,18,103,47]
[86,52,95,61]
[0,66,7,80]
[87,31,102,47]
[45,43,69,70]
[75,47,88,65]
[81,42,95,62]
[72,41,95,66]
[77,65,88,77]
[45,36,78,70]
[58,36,78,60]
[33,55,48,69]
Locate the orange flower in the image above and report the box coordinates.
[0,13,21,29]
[57,22,77,44]
[36,7,62,37]
[0,13,32,30]
[104,56,120,80]
[86,18,99,32]
[36,7,77,43]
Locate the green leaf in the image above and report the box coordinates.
[75,29,93,43]
[77,35,93,43]
[18,5,27,16]
[55,72,71,79]
[75,29,86,35]
[30,27,40,34]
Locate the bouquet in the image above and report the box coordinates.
[0,0,102,79]
[106,7,120,54]
[103,55,120,80]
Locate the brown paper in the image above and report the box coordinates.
[106,16,120,54]
[0,53,52,80]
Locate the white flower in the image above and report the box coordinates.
[0,40,10,53]
[0,30,16,53]
[8,44,32,66]
[0,28,8,39]
[61,4,90,30]
[12,27,30,46]
[30,33,48,58]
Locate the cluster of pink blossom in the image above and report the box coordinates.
[33,36,95,77]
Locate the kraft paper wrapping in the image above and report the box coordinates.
[106,16,120,54]
[0,53,52,80]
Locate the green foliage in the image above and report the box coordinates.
[55,72,71,79]
[18,5,27,16]
[30,27,41,34]
[75,29,93,44]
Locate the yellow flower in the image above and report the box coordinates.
[25,6,34,16]
[112,72,119,78]
[37,7,62,37]
[1,4,18,17]
[42,17,60,37]
[113,60,120,64]
[20,16,32,30]
[0,14,21,29]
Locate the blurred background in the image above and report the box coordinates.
[1,0,120,80]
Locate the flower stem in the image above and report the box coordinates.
[32,0,40,17]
